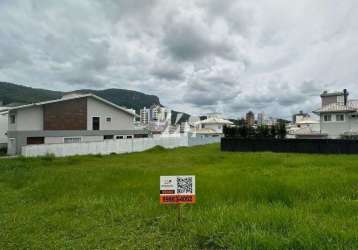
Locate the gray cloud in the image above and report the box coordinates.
[1,0,358,119]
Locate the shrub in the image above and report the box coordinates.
[224,123,287,139]
[277,122,287,139]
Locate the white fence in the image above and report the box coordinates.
[21,135,220,157]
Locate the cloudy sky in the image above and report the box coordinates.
[1,0,358,119]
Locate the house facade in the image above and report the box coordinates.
[192,117,233,137]
[313,89,358,139]
[0,107,9,149]
[6,93,148,155]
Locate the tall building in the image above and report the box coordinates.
[140,107,150,124]
[257,112,265,125]
[245,111,255,127]
[150,105,170,122]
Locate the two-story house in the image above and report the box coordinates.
[192,116,233,137]
[313,89,358,139]
[6,93,148,155]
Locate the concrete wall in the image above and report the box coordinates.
[201,124,223,133]
[87,97,134,131]
[44,136,104,144]
[21,134,219,157]
[321,96,339,106]
[8,106,43,131]
[7,129,146,155]
[320,113,358,138]
[0,113,8,144]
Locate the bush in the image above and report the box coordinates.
[277,121,287,139]
[0,147,7,156]
[224,123,287,139]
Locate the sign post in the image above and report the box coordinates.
[160,176,196,222]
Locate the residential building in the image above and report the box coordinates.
[5,93,148,155]
[207,112,223,119]
[245,111,255,127]
[313,89,358,138]
[287,116,321,139]
[140,107,150,124]
[151,105,171,122]
[292,110,310,124]
[140,105,171,125]
[192,117,233,137]
[257,112,265,125]
[0,107,9,149]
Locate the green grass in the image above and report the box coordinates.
[0,144,357,249]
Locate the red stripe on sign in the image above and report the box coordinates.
[160,195,196,204]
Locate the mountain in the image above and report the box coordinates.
[0,82,190,123]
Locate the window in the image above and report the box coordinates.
[116,136,124,139]
[27,137,44,145]
[64,137,81,143]
[10,114,16,124]
[104,135,114,140]
[336,114,345,121]
[218,125,222,129]
[106,117,112,122]
[126,135,133,139]
[202,124,205,128]
[323,114,332,122]
[92,117,100,130]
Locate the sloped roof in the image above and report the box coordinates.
[190,128,221,134]
[195,117,233,125]
[313,100,358,114]
[296,117,319,124]
[4,94,138,117]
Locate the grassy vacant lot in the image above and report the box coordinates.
[0,144,357,249]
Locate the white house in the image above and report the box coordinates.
[0,107,9,149]
[287,116,321,139]
[5,93,148,155]
[192,117,233,137]
[313,89,358,139]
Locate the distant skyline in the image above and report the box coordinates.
[1,0,358,119]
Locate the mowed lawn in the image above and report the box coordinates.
[0,144,357,249]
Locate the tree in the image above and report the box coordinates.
[277,121,287,139]
[257,125,270,138]
[270,125,277,139]
[238,125,248,138]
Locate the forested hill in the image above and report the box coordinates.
[0,82,190,122]
[0,82,160,112]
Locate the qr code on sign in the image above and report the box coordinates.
[177,177,193,194]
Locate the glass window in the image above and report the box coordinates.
[64,137,81,143]
[336,114,345,121]
[323,114,332,122]
[10,114,16,124]
[92,117,100,130]
[106,117,111,122]
[104,135,114,140]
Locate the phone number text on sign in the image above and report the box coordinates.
[160,176,196,204]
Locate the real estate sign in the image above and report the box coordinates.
[160,176,196,204]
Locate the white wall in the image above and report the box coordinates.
[0,113,8,144]
[9,106,43,131]
[21,135,220,157]
[87,97,134,131]
[202,124,223,133]
[320,113,358,138]
[45,136,105,144]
